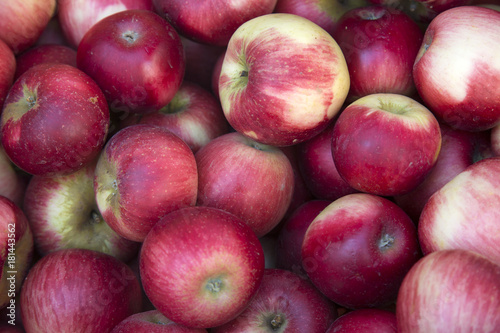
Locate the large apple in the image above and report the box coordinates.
[412,6,500,132]
[77,9,185,114]
[20,248,143,333]
[211,268,338,333]
[326,308,397,332]
[111,310,208,332]
[94,124,198,243]
[396,249,500,332]
[219,13,350,146]
[152,0,278,46]
[0,63,110,177]
[140,206,265,328]
[418,157,500,265]
[301,193,421,309]
[331,93,442,196]
[14,44,77,80]
[0,39,16,109]
[196,132,294,237]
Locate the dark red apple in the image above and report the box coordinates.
[326,308,397,332]
[14,44,77,80]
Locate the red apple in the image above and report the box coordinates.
[412,6,500,132]
[211,50,225,98]
[23,161,140,262]
[219,13,350,146]
[94,124,198,243]
[119,81,230,153]
[58,0,154,48]
[20,248,143,333]
[14,44,77,80]
[396,249,500,332]
[326,308,397,332]
[0,63,110,177]
[140,206,265,328]
[211,268,338,333]
[331,93,442,196]
[77,9,185,114]
[301,193,421,309]
[195,132,295,237]
[34,14,71,47]
[0,147,25,208]
[111,310,208,333]
[0,0,56,54]
[333,5,423,102]
[418,157,500,265]
[0,39,16,110]
[152,0,278,46]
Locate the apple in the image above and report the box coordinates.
[57,0,154,48]
[326,308,397,332]
[111,310,208,332]
[412,0,474,22]
[412,6,500,132]
[301,192,421,309]
[34,14,71,47]
[396,249,500,332]
[94,124,198,243]
[119,81,230,153]
[195,132,294,237]
[211,268,338,333]
[23,161,140,263]
[490,123,500,156]
[77,9,185,114]
[0,147,25,208]
[14,44,77,80]
[333,5,423,102]
[418,157,500,265]
[331,93,442,196]
[219,13,350,146]
[140,206,265,328]
[152,0,278,46]
[0,63,110,177]
[20,248,143,333]
[0,196,34,311]
[0,39,16,110]
[0,0,56,54]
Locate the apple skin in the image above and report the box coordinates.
[94,124,198,243]
[333,5,423,103]
[301,193,421,309]
[326,308,397,333]
[219,13,350,147]
[140,206,265,329]
[211,268,338,333]
[195,132,295,237]
[58,0,154,48]
[396,249,500,332]
[0,0,56,54]
[331,93,442,196]
[119,81,230,153]
[412,6,500,132]
[0,63,110,177]
[418,157,500,266]
[20,248,143,333]
[0,39,16,110]
[152,0,278,46]
[77,9,185,114]
[0,146,26,208]
[111,310,208,333]
[0,196,34,310]
[23,161,140,263]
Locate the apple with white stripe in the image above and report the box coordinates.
[413,6,500,132]
[219,13,350,147]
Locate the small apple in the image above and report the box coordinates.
[111,310,208,332]
[326,308,397,333]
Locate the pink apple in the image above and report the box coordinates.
[333,5,423,102]
[58,0,154,48]
[0,0,56,54]
[418,157,500,265]
[301,193,421,309]
[0,147,25,208]
[119,81,230,153]
[0,63,110,177]
[20,248,143,333]
[23,161,140,262]
[326,308,397,332]
[412,6,500,131]
[77,9,185,114]
[219,13,350,146]
[195,132,294,237]
[152,0,278,46]
[94,124,198,243]
[331,93,442,196]
[14,44,77,80]
[0,39,16,109]
[111,310,208,332]
[140,206,265,328]
[211,268,338,332]
[396,249,500,332]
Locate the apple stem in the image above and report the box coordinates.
[240,70,248,77]
[90,211,102,225]
[378,233,395,250]
[26,95,36,108]
[269,313,284,330]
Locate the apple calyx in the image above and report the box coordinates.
[378,233,395,251]
[122,30,139,44]
[377,99,412,116]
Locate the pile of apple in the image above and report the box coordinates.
[0,0,499,332]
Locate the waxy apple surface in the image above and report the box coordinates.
[326,308,397,333]
[14,44,77,80]
[111,310,208,332]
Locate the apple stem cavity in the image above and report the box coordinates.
[90,210,102,225]
[378,233,395,250]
